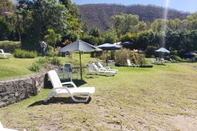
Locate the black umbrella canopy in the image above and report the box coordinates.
[185,51,196,56]
[59,40,102,80]
[122,41,133,45]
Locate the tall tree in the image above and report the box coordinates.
[59,0,82,40]
[111,13,140,37]
[185,13,197,30]
[17,0,69,50]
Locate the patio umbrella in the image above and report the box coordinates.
[97,43,121,50]
[59,40,102,80]
[185,51,196,56]
[97,43,121,65]
[121,41,133,49]
[155,47,170,62]
[155,47,170,53]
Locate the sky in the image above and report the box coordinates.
[71,0,197,13]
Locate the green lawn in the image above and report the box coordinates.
[0,56,197,131]
[0,57,38,80]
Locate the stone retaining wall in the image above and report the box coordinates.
[0,73,48,108]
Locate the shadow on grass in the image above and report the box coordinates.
[28,96,92,107]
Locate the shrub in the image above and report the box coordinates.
[50,57,61,65]
[13,49,37,58]
[29,62,41,72]
[115,48,145,66]
[0,41,21,52]
[29,57,61,72]
[115,49,130,65]
[145,46,157,58]
[46,50,59,57]
[174,55,182,62]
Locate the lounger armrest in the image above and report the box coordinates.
[61,81,78,88]
[98,68,106,72]
[52,86,73,94]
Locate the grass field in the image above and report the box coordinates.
[0,55,197,131]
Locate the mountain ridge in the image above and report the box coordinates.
[77,4,190,32]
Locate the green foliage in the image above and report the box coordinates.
[13,49,37,58]
[50,57,61,65]
[103,28,117,43]
[145,46,157,58]
[81,35,104,46]
[46,50,59,57]
[89,28,101,37]
[0,41,21,52]
[120,32,139,42]
[29,62,41,72]
[115,48,143,65]
[174,55,182,62]
[29,57,61,72]
[0,16,12,40]
[111,13,140,36]
[44,29,56,47]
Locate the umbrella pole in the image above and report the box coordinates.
[79,51,82,80]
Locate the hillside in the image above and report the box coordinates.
[78,4,190,32]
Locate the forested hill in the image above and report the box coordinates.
[78,4,190,32]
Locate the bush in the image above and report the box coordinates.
[46,50,59,57]
[29,62,41,72]
[13,49,37,58]
[29,57,61,72]
[115,49,145,66]
[50,57,61,65]
[145,46,157,58]
[0,41,21,52]
[174,55,182,62]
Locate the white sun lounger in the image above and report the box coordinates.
[0,49,11,59]
[44,70,95,103]
[0,122,18,131]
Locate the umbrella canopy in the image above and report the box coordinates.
[122,41,133,45]
[155,47,170,53]
[97,43,121,50]
[185,51,196,56]
[121,41,133,49]
[59,40,102,80]
[59,40,101,52]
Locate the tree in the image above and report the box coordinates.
[167,19,182,30]
[89,28,101,37]
[16,0,70,50]
[150,19,164,33]
[0,0,15,20]
[185,13,197,30]
[59,0,82,40]
[111,13,140,36]
[44,29,57,51]
[103,28,117,44]
[0,16,12,40]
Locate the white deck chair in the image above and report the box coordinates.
[0,122,18,131]
[127,59,139,67]
[150,58,159,64]
[44,70,95,103]
[92,62,116,76]
[86,62,99,78]
[96,62,118,73]
[0,49,11,59]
